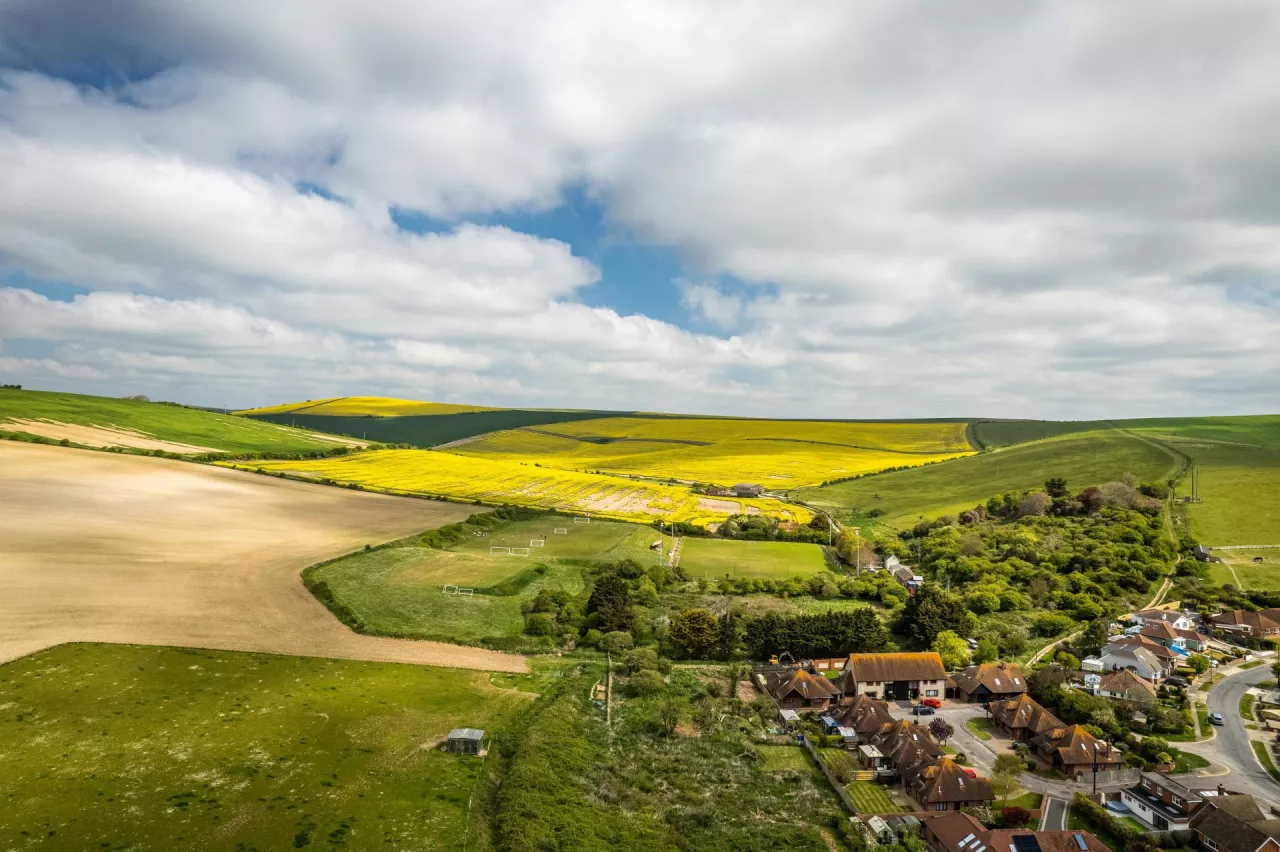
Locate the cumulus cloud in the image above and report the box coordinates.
[0,0,1278,416]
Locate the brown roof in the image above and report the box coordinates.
[922,811,1108,852]
[1213,610,1280,635]
[1110,634,1178,661]
[1190,795,1280,852]
[1033,724,1123,767]
[846,652,946,683]
[1098,668,1157,698]
[1140,621,1179,641]
[766,668,840,702]
[951,662,1027,696]
[872,719,942,776]
[914,757,993,805]
[1175,628,1204,641]
[992,694,1062,735]
[832,693,894,735]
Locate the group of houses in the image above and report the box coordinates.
[1115,772,1280,852]
[988,694,1125,780]
[763,652,950,711]
[1211,607,1280,640]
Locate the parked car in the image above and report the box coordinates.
[962,768,978,778]
[1209,713,1225,726]
[913,705,936,716]
[921,697,942,708]
[1168,676,1191,688]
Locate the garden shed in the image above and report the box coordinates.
[446,728,485,755]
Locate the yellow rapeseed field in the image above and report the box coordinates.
[234,449,812,526]
[235,396,498,417]
[448,417,973,489]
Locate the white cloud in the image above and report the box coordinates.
[0,1,1278,416]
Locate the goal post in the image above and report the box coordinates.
[574,515,591,524]
[553,528,568,534]
[489,546,512,555]
[530,539,545,547]
[512,547,531,556]
[442,584,459,594]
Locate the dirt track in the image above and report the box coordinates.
[0,441,527,673]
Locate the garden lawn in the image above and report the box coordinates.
[0,643,532,851]
[966,718,994,741]
[758,746,811,772]
[846,782,904,814]
[678,537,829,579]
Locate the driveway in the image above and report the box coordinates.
[1041,797,1069,831]
[1181,664,1280,809]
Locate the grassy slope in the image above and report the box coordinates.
[971,414,1280,449]
[1170,443,1280,545]
[678,537,829,579]
[245,409,623,448]
[310,518,657,646]
[0,643,531,851]
[797,430,1177,528]
[0,389,343,454]
[236,395,500,416]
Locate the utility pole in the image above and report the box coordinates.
[854,527,861,575]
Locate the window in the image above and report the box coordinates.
[1172,796,1182,807]
[1201,839,1217,851]
[926,690,939,697]
[936,803,948,811]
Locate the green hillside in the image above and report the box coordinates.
[970,414,1280,449]
[797,430,1179,529]
[0,389,347,455]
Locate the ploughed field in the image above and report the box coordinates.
[236,449,811,526]
[0,441,523,672]
[0,644,532,851]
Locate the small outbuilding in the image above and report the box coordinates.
[446,728,485,755]
[732,483,764,497]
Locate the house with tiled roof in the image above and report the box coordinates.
[1031,724,1124,780]
[1139,620,1184,646]
[1120,772,1206,831]
[990,694,1062,742]
[922,811,1109,852]
[911,757,993,811]
[951,662,1027,704]
[1212,609,1280,640]
[1100,636,1176,681]
[1132,609,1196,632]
[763,668,840,712]
[831,692,895,742]
[837,652,948,702]
[1097,669,1158,702]
[1189,793,1280,852]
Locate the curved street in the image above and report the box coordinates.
[1181,662,1280,810]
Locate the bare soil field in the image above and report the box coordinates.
[0,441,526,672]
[1,417,221,453]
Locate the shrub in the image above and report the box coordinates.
[630,670,666,697]
[600,631,634,655]
[1001,807,1032,827]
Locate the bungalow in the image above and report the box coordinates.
[1031,724,1123,780]
[764,668,840,712]
[990,694,1063,742]
[1212,609,1280,640]
[836,653,947,702]
[1120,772,1205,831]
[1100,636,1176,681]
[951,662,1027,704]
[1132,609,1197,632]
[921,811,1109,852]
[1189,793,1280,852]
[1094,669,1158,703]
[911,757,994,812]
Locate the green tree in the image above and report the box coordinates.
[994,753,1025,777]
[669,609,721,659]
[1045,478,1069,498]
[1077,619,1111,657]
[1055,650,1081,671]
[600,630,634,655]
[931,630,971,669]
[630,669,665,696]
[991,771,1020,806]
[1187,654,1211,675]
[587,572,634,634]
[974,638,999,664]
[902,584,974,647]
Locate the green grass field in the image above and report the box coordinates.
[0,389,345,454]
[0,643,532,851]
[796,430,1177,528]
[757,746,811,772]
[1228,553,1280,589]
[678,537,829,579]
[450,517,660,563]
[246,408,621,448]
[970,415,1280,450]
[1173,444,1280,546]
[845,781,905,814]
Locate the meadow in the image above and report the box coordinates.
[238,449,812,526]
[306,518,657,648]
[0,643,532,851]
[1218,550,1280,590]
[237,395,500,416]
[678,537,829,579]
[0,388,348,455]
[1172,443,1280,546]
[451,416,973,489]
[796,430,1178,528]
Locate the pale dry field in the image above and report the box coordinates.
[0,441,527,672]
[1,418,222,453]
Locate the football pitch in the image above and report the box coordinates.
[678,537,829,579]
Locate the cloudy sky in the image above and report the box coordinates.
[1,2,1278,418]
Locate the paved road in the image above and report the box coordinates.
[1041,797,1068,831]
[1184,664,1280,809]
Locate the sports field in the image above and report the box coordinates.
[450,416,973,489]
[307,518,657,645]
[0,388,352,454]
[796,430,1178,528]
[0,643,532,851]
[239,449,811,526]
[678,537,829,579]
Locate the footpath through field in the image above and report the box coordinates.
[0,441,527,673]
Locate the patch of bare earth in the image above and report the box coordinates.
[583,489,657,515]
[0,441,526,673]
[1,418,221,453]
[697,496,743,514]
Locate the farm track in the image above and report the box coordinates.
[0,441,527,673]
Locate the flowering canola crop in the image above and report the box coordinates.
[236,396,498,417]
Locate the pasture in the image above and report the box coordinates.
[240,449,812,526]
[0,388,350,454]
[678,538,829,579]
[451,416,973,489]
[796,430,1177,528]
[0,440,521,672]
[0,644,531,851]
[306,518,657,646]
[1222,551,1280,590]
[1169,444,1280,546]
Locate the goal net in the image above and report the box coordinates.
[512,547,531,556]
[530,539,545,547]
[489,546,512,555]
[442,584,459,594]
[553,528,568,534]
[574,516,591,524]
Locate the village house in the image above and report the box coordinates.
[1138,620,1187,649]
[1100,635,1177,681]
[1212,609,1280,640]
[763,668,840,712]
[990,694,1063,742]
[836,652,948,702]
[921,811,1109,852]
[888,560,924,591]
[1131,608,1197,632]
[1120,773,1206,831]
[910,757,994,812]
[732,482,763,497]
[1189,793,1280,852]
[872,719,945,785]
[950,662,1027,704]
[1089,668,1158,703]
[1031,724,1123,780]
[831,692,896,744]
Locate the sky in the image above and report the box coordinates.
[1,2,1278,419]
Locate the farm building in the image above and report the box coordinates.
[445,728,485,755]
[732,483,763,497]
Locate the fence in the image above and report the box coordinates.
[800,736,860,816]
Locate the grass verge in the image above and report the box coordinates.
[966,718,994,741]
[1253,741,1280,782]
